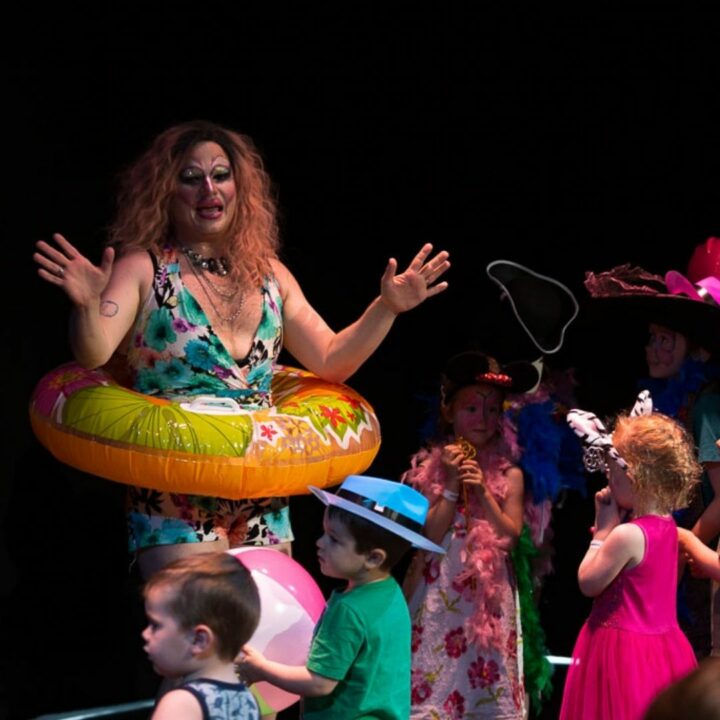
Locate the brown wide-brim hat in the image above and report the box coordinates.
[584,264,720,357]
[441,351,540,404]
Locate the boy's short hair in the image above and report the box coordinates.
[144,553,260,661]
[328,505,412,570]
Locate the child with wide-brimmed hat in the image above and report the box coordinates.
[584,240,719,659]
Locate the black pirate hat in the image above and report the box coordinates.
[486,260,579,355]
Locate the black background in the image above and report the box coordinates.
[3,5,719,719]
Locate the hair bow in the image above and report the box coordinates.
[567,390,653,472]
[629,389,653,418]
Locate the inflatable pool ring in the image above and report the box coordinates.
[29,362,381,498]
[228,547,326,713]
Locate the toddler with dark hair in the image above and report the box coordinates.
[143,552,261,720]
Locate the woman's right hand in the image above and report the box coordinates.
[34,233,115,307]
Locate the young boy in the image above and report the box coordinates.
[142,552,262,720]
[237,474,444,719]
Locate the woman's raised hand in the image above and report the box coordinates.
[380,243,450,314]
[34,233,115,307]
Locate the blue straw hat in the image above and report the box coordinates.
[309,475,445,554]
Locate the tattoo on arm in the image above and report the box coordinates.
[100,300,119,317]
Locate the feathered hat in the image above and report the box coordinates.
[584,262,720,357]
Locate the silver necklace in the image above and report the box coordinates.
[197,270,239,301]
[181,246,230,276]
[185,255,246,325]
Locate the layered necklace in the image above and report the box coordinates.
[181,247,247,325]
[182,246,230,276]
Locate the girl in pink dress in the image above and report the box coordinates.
[560,393,700,720]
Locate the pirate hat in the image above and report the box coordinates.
[486,260,579,355]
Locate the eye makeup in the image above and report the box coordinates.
[178,166,233,186]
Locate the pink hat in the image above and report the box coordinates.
[665,271,720,306]
[686,237,720,283]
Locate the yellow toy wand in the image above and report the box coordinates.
[456,436,479,588]
[456,437,477,528]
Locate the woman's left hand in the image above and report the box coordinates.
[380,243,450,314]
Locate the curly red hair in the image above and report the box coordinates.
[612,412,701,515]
[108,120,279,286]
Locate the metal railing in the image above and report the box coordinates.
[32,656,572,719]
[34,700,154,720]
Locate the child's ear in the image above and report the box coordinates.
[190,624,213,656]
[365,548,387,570]
[440,401,454,426]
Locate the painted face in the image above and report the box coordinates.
[169,141,237,243]
[445,384,504,450]
[316,509,368,582]
[645,323,688,379]
[142,585,195,678]
[605,455,634,511]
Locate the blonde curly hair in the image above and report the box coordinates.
[612,412,701,515]
[108,120,279,286]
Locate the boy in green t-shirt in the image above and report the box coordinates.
[237,475,444,719]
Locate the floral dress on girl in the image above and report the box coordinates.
[124,246,291,552]
[403,438,526,720]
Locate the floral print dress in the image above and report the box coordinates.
[125,247,291,551]
[404,442,526,720]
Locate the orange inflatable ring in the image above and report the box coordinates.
[29,362,381,499]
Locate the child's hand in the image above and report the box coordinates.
[235,645,266,685]
[458,460,485,496]
[593,486,621,537]
[440,443,466,492]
